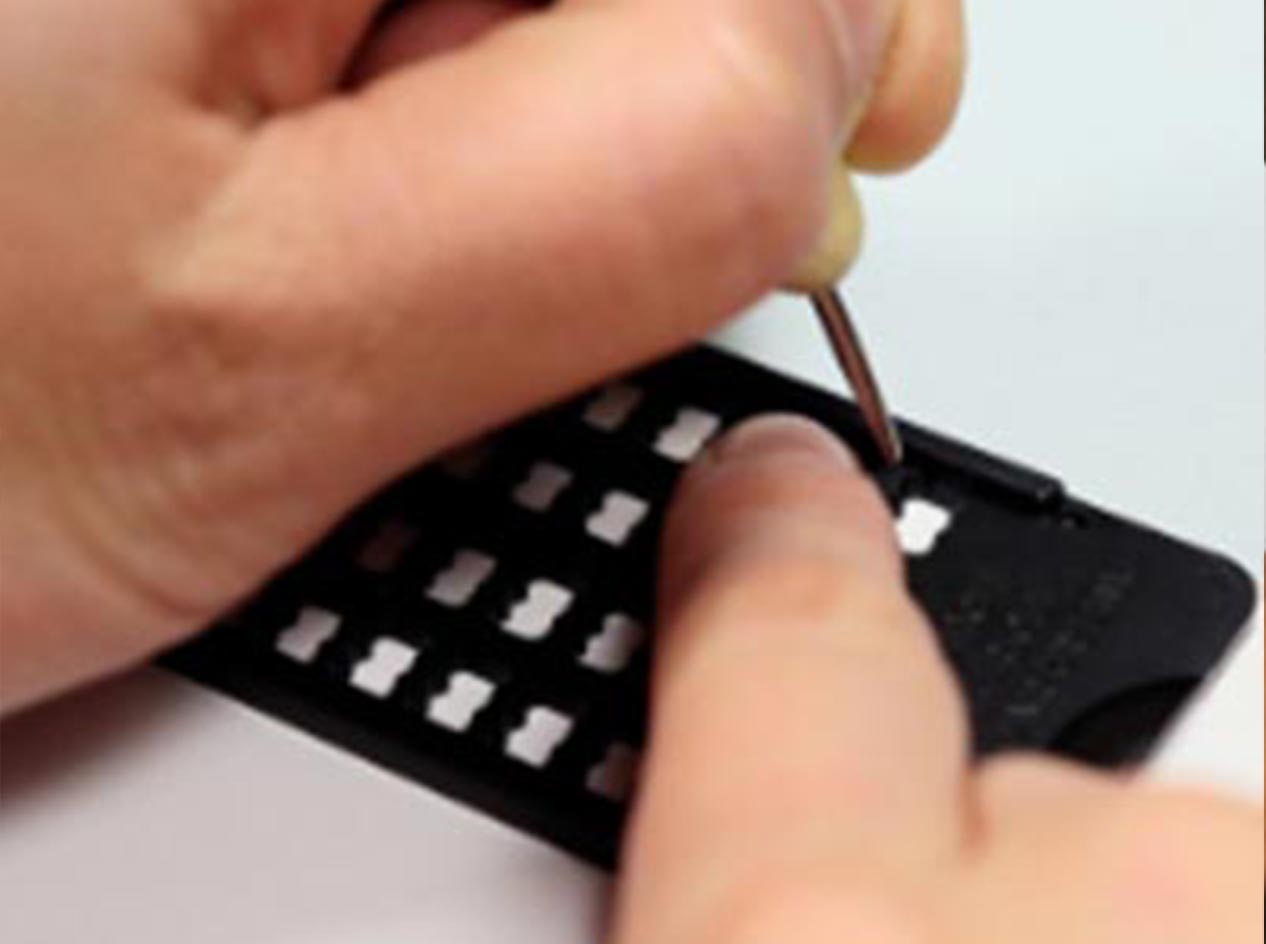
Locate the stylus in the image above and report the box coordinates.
[809,286,903,467]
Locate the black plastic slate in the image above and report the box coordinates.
[164,345,1255,869]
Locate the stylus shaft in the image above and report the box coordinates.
[810,287,904,468]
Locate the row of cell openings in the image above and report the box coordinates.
[418,547,647,661]
[359,485,952,586]
[433,386,723,490]
[350,502,951,684]
[583,387,958,556]
[435,386,957,554]
[277,586,646,678]
[581,383,725,463]
[354,477,654,575]
[274,611,642,801]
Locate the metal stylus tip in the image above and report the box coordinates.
[809,287,904,467]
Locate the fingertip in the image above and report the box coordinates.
[847,65,963,172]
[660,414,900,616]
[704,413,860,471]
[846,0,966,172]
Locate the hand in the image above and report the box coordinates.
[0,0,964,711]
[613,415,1263,944]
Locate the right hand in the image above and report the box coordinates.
[612,415,1263,944]
[0,0,962,711]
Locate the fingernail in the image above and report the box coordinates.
[707,414,858,472]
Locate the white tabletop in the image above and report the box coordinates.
[2,2,1261,942]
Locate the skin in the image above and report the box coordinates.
[619,416,1262,944]
[1,0,949,710]
[0,2,1258,939]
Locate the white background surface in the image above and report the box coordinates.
[2,2,1262,942]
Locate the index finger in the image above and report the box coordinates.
[613,417,968,942]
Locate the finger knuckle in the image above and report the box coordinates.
[119,224,381,592]
[144,207,380,440]
[141,259,322,480]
